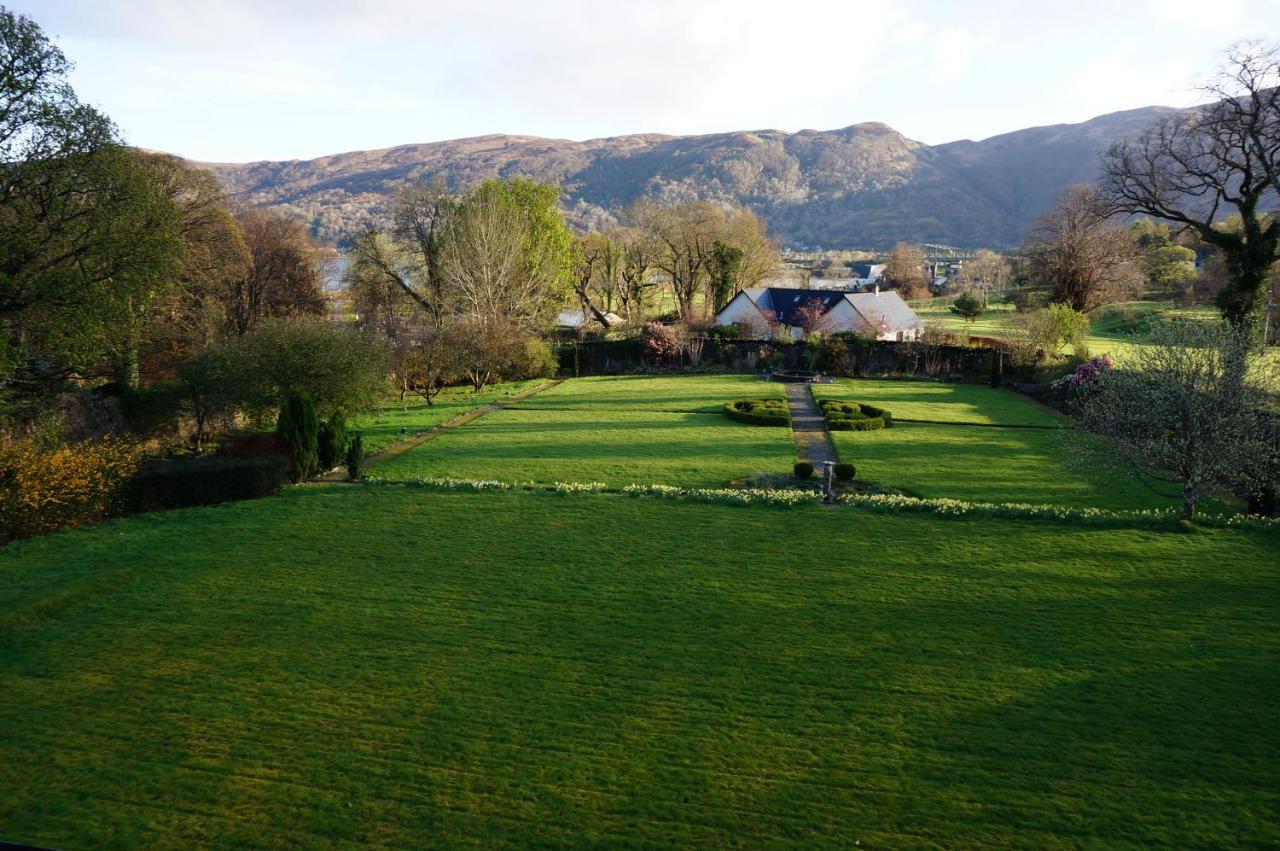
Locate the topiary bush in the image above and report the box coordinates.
[317,411,348,471]
[794,461,814,479]
[277,388,319,483]
[820,399,892,431]
[724,398,790,426]
[346,431,365,481]
[834,463,856,482]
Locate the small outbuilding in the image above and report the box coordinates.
[714,286,924,341]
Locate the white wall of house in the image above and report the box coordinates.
[716,293,773,337]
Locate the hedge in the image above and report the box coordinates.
[122,456,287,515]
[820,400,892,431]
[724,398,790,427]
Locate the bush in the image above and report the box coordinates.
[346,432,365,481]
[119,383,184,439]
[724,399,790,426]
[276,388,319,483]
[121,456,285,515]
[794,461,814,479]
[0,438,139,541]
[820,399,893,431]
[317,411,348,471]
[834,463,856,482]
[513,337,559,380]
[642,322,682,367]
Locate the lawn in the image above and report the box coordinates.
[371,375,795,487]
[1,485,1277,847]
[814,379,1177,509]
[350,379,547,455]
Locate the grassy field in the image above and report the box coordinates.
[2,485,1277,847]
[350,380,546,455]
[813,379,1180,509]
[372,375,796,487]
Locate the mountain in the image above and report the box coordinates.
[198,105,1183,250]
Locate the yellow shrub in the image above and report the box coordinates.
[0,438,139,541]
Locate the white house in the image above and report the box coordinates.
[714,286,924,341]
[848,263,886,286]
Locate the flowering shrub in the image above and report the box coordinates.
[642,322,682,367]
[1050,355,1114,395]
[0,438,139,541]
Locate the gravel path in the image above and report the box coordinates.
[784,383,838,467]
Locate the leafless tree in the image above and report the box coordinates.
[1023,185,1142,313]
[882,242,929,299]
[1103,42,1279,333]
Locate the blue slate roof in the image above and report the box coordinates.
[757,288,848,325]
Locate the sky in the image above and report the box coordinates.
[17,0,1280,163]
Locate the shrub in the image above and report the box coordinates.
[121,457,285,515]
[317,411,349,471]
[834,463,856,482]
[513,337,559,380]
[819,400,893,431]
[794,461,814,479]
[346,432,365,481]
[276,388,319,483]
[119,383,184,439]
[950,291,985,322]
[642,322,682,366]
[724,399,790,426]
[0,438,138,541]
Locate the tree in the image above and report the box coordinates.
[436,179,574,327]
[1075,319,1279,520]
[174,343,244,454]
[950,292,984,322]
[1023,185,1141,312]
[1,7,184,389]
[1010,303,1090,361]
[441,316,530,392]
[1143,244,1198,292]
[225,208,326,336]
[952,249,1012,298]
[572,231,625,329]
[636,199,721,323]
[235,318,391,417]
[708,241,745,314]
[1103,42,1279,335]
[882,243,929,299]
[277,388,319,483]
[793,297,836,336]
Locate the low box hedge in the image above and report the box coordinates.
[122,456,287,515]
[724,399,790,427]
[820,400,893,431]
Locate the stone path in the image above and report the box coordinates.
[783,383,838,467]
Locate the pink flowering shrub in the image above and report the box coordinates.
[642,322,682,366]
[1051,355,1113,396]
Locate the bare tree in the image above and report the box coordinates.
[1023,185,1142,313]
[882,243,929,299]
[952,249,1012,300]
[1103,42,1279,333]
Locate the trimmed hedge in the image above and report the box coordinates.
[820,400,893,431]
[794,462,815,479]
[724,398,790,427]
[122,456,286,515]
[834,463,856,482]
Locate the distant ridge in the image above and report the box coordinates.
[195,105,1185,249]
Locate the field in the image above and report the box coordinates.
[2,374,1277,847]
[350,380,546,454]
[371,375,795,487]
[2,486,1277,847]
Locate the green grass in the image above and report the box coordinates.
[350,380,546,455]
[372,375,795,487]
[813,379,1177,509]
[2,485,1277,847]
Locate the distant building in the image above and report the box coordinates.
[556,308,624,333]
[848,263,886,286]
[714,286,923,341]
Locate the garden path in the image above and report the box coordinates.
[784,383,838,467]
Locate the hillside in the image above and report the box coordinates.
[199,106,1182,249]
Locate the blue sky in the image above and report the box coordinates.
[18,0,1280,162]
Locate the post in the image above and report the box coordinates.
[822,461,836,504]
